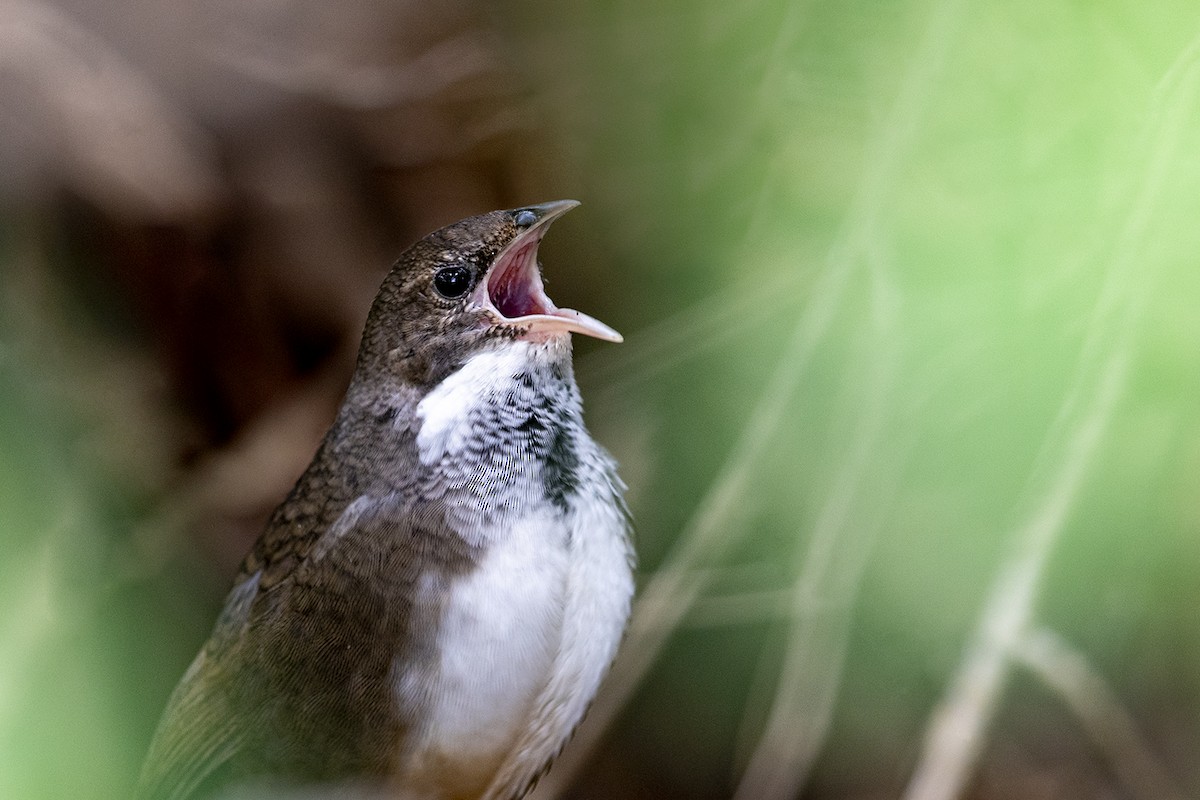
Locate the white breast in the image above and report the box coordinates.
[393,343,633,800]
[394,508,568,797]
[482,482,632,800]
[393,491,630,800]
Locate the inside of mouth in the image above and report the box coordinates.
[488,241,550,319]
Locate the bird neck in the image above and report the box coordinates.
[250,338,587,581]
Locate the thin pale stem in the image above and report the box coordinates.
[534,0,966,794]
[1013,628,1187,800]
[731,257,903,799]
[900,36,1200,800]
[728,0,968,790]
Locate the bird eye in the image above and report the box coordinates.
[433,265,473,299]
[513,209,538,228]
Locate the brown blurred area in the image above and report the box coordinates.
[0,0,574,577]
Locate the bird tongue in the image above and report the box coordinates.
[489,241,545,319]
[482,228,622,343]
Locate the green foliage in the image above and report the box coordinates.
[516,0,1200,794]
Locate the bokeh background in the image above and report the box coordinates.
[1,1,1198,798]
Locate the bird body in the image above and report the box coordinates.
[137,202,633,800]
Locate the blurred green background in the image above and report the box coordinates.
[2,1,1198,798]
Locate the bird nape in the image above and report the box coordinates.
[136,202,634,800]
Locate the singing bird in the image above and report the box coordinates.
[137,201,634,800]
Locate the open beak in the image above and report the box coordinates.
[469,200,623,343]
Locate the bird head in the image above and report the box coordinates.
[357,201,621,386]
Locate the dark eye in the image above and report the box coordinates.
[513,209,538,228]
[433,265,473,299]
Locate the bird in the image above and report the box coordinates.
[136,200,635,800]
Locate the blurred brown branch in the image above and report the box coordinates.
[0,0,550,576]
